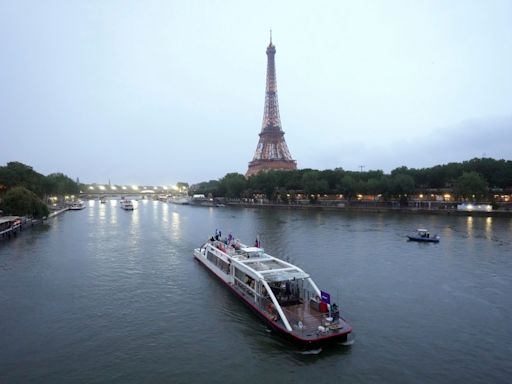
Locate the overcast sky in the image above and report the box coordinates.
[1,0,511,185]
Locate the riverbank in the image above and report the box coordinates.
[0,206,69,242]
[48,207,69,218]
[226,201,512,218]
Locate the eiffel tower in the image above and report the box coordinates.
[246,33,297,177]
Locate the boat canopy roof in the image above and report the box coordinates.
[417,228,428,232]
[236,249,309,282]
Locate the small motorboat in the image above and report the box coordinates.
[407,228,440,243]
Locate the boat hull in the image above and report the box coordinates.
[407,236,440,243]
[193,249,351,348]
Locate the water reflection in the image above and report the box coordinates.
[110,201,117,225]
[485,217,493,238]
[171,211,181,240]
[466,216,473,238]
[162,203,169,224]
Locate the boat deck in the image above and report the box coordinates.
[282,302,321,329]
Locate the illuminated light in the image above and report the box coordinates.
[111,186,117,190]
[444,194,451,200]
[486,205,492,212]
[172,185,179,191]
[122,186,127,190]
[467,204,474,211]
[163,186,168,190]
[99,185,106,190]
[89,186,94,190]
[132,185,139,190]
[419,194,423,198]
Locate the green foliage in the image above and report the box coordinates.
[218,173,247,198]
[0,161,79,198]
[0,186,49,218]
[188,157,512,201]
[390,174,415,195]
[45,173,80,196]
[302,170,328,196]
[192,180,221,197]
[0,162,46,196]
[454,171,488,198]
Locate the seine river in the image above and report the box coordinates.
[1,200,511,383]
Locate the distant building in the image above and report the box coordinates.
[246,33,297,177]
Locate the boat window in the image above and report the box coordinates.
[206,250,230,274]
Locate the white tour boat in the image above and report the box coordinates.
[193,236,352,347]
[120,199,134,210]
[68,201,86,210]
[169,196,191,205]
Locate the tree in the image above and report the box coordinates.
[0,161,46,197]
[0,186,49,218]
[454,171,488,199]
[191,180,221,197]
[390,174,415,195]
[219,173,247,198]
[338,174,357,198]
[176,182,189,193]
[302,170,328,197]
[45,173,80,196]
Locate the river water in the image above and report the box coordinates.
[1,200,511,383]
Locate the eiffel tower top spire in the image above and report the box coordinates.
[246,35,297,177]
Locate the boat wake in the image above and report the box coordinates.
[300,348,322,355]
[339,333,355,346]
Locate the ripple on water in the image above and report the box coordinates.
[0,205,511,383]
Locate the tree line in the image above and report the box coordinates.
[191,158,512,201]
[0,161,80,218]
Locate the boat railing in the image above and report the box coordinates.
[279,303,342,336]
[252,295,336,336]
[233,277,256,301]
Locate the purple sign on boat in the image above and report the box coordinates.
[320,290,330,304]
